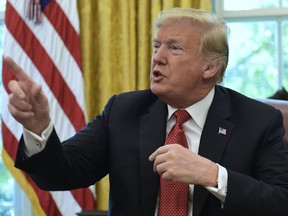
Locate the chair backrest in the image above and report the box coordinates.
[258,98,288,148]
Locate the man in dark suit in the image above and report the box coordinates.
[6,7,288,216]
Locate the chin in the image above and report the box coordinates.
[151,86,168,101]
[150,84,161,96]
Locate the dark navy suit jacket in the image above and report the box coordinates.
[15,85,288,216]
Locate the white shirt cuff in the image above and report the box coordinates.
[205,164,228,203]
[23,121,53,157]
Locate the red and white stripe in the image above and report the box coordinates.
[2,0,96,215]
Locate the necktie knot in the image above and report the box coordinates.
[174,110,191,126]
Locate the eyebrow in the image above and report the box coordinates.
[152,37,181,44]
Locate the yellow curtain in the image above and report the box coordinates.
[77,0,211,210]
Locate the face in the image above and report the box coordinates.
[150,18,215,108]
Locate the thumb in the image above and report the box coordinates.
[149,146,167,161]
[30,84,49,107]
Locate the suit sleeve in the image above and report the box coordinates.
[14,95,117,191]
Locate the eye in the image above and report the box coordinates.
[170,45,182,51]
[169,44,183,54]
[153,43,160,53]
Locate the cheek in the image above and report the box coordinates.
[177,68,203,87]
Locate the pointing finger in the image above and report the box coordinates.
[3,56,32,83]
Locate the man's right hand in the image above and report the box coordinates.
[4,56,51,136]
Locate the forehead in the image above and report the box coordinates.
[154,18,204,42]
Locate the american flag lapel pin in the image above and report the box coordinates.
[218,127,227,135]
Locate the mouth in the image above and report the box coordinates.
[151,70,165,82]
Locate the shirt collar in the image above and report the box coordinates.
[167,87,215,129]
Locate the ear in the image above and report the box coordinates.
[202,62,220,80]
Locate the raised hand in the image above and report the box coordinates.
[4,56,51,136]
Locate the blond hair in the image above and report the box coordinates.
[154,8,229,83]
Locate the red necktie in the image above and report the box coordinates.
[158,110,191,216]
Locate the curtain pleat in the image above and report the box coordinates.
[77,0,212,210]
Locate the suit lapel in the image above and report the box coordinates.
[193,86,235,216]
[139,99,167,216]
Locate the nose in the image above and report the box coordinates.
[152,46,167,65]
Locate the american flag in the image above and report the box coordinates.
[218,127,227,135]
[1,0,96,215]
